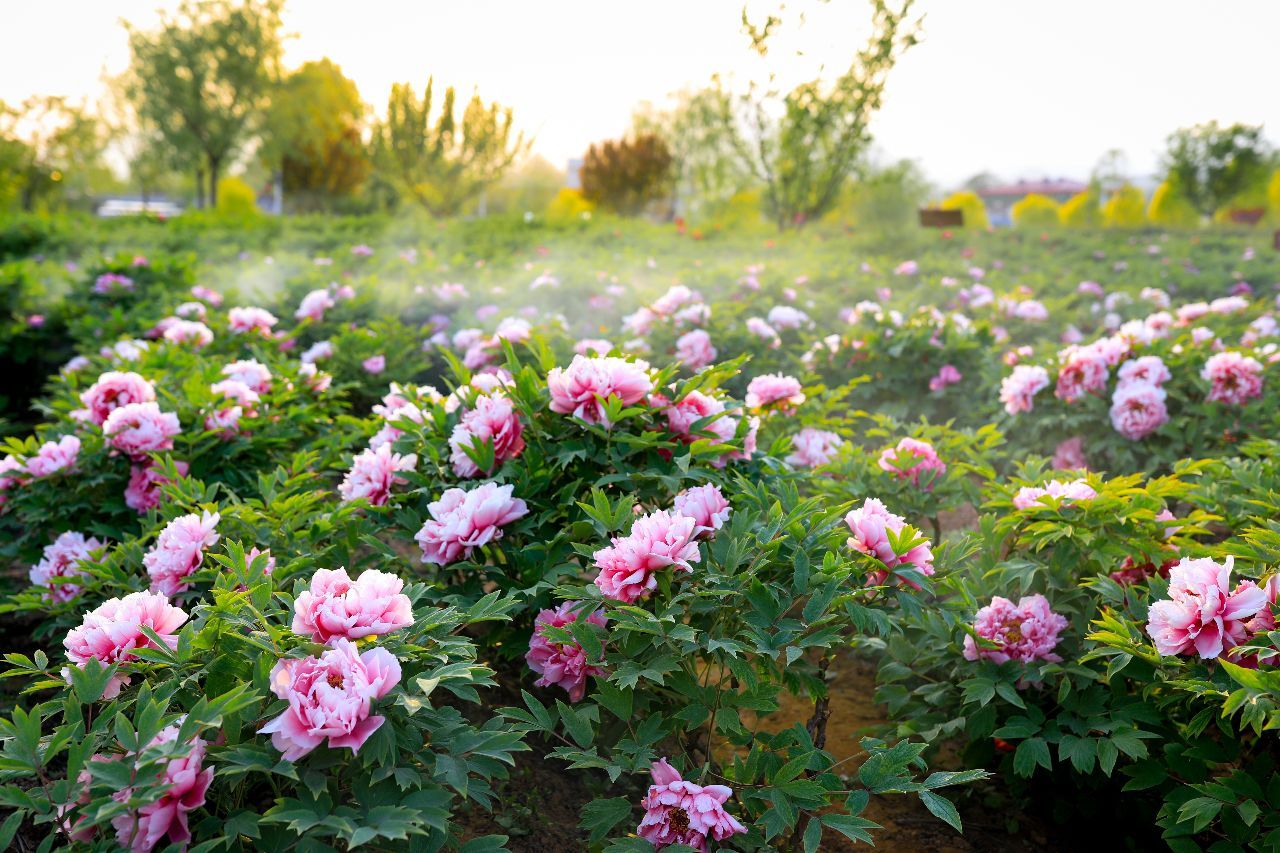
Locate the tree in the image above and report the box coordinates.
[372,79,526,216]
[124,0,284,208]
[828,157,931,233]
[580,133,674,216]
[939,190,989,230]
[729,0,921,229]
[103,74,176,203]
[1091,149,1130,195]
[1148,179,1199,228]
[1011,193,1061,229]
[262,59,370,210]
[1059,190,1102,228]
[486,155,563,216]
[1103,184,1146,228]
[1161,122,1271,217]
[0,97,106,211]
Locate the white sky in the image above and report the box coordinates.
[2,0,1277,188]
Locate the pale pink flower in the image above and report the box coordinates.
[125,462,189,513]
[999,365,1050,415]
[204,406,244,438]
[81,371,157,426]
[746,317,780,346]
[1110,382,1168,440]
[1117,356,1171,389]
[144,511,220,596]
[547,355,653,428]
[963,594,1069,664]
[744,374,804,414]
[298,363,332,393]
[449,394,525,477]
[415,482,529,565]
[844,498,934,587]
[191,285,223,306]
[109,726,213,853]
[339,444,417,506]
[162,319,214,348]
[574,338,613,356]
[525,602,608,702]
[222,359,272,394]
[1055,347,1110,403]
[227,306,278,335]
[362,355,386,375]
[292,568,414,643]
[637,758,747,852]
[1012,479,1097,510]
[25,435,80,478]
[1147,557,1266,659]
[593,510,701,603]
[1202,351,1263,405]
[30,531,103,603]
[0,454,21,508]
[785,428,843,468]
[929,364,962,392]
[674,329,716,371]
[672,484,731,539]
[1052,436,1088,471]
[767,305,809,330]
[93,273,134,294]
[260,640,401,761]
[63,591,187,698]
[210,379,260,410]
[295,288,336,322]
[894,260,918,276]
[103,403,181,460]
[300,340,333,363]
[878,437,946,488]
[175,301,206,320]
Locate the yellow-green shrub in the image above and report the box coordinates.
[215,177,260,217]
[1059,190,1102,228]
[1148,181,1200,228]
[1011,193,1061,229]
[545,187,594,222]
[1103,185,1146,228]
[939,190,989,230]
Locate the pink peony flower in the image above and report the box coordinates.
[744,374,805,414]
[63,591,188,698]
[93,273,134,294]
[222,359,272,394]
[746,316,779,343]
[1052,436,1088,471]
[547,355,653,428]
[844,498,934,588]
[1012,479,1096,510]
[81,371,157,426]
[103,403,181,460]
[449,394,526,477]
[106,726,212,853]
[210,379,260,410]
[672,484,731,539]
[1109,382,1168,440]
[929,363,962,392]
[300,340,333,363]
[999,365,1050,415]
[144,511,220,596]
[1201,351,1264,406]
[637,758,747,852]
[525,602,608,702]
[260,640,401,761]
[227,306,278,335]
[292,568,414,644]
[415,482,529,565]
[1111,555,1177,586]
[674,329,717,371]
[191,285,223,306]
[25,435,80,478]
[767,305,809,330]
[1055,347,1110,403]
[30,531,103,603]
[593,510,701,603]
[362,355,386,375]
[299,363,332,393]
[1245,575,1278,637]
[878,437,946,488]
[125,462,189,513]
[1117,356,1171,389]
[962,594,1069,664]
[162,319,214,348]
[894,260,919,276]
[574,338,613,356]
[785,428,843,468]
[1146,557,1266,659]
[295,288,336,322]
[339,444,417,506]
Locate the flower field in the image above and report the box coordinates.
[1,214,1279,851]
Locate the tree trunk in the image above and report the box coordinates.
[208,156,221,209]
[195,166,206,209]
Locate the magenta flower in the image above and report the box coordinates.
[525,602,608,702]
[963,594,1069,664]
[291,568,414,644]
[144,511,220,597]
[999,365,1049,415]
[1109,382,1168,440]
[593,510,701,603]
[674,329,717,371]
[547,355,653,428]
[637,758,747,852]
[227,306,278,336]
[785,428,843,468]
[878,437,946,488]
[844,498,934,588]
[81,371,157,426]
[928,363,962,392]
[1202,351,1264,406]
[103,402,181,460]
[93,273,134,294]
[449,394,526,477]
[1146,557,1266,659]
[260,640,401,761]
[744,373,805,414]
[339,444,417,506]
[25,435,80,478]
[415,482,529,565]
[63,591,188,699]
[109,726,213,853]
[672,484,731,539]
[30,531,103,603]
[125,462,189,513]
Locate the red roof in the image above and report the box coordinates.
[978,180,1087,198]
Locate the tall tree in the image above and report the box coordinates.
[372,79,526,216]
[0,97,105,211]
[124,0,284,208]
[730,0,921,230]
[1161,122,1271,217]
[580,133,674,216]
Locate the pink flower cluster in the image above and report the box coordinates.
[999,365,1049,415]
[260,640,401,760]
[415,482,529,565]
[222,360,272,394]
[93,273,134,294]
[962,594,1069,664]
[112,726,213,853]
[63,590,188,699]
[1012,478,1096,510]
[1055,346,1110,403]
[1052,436,1088,471]
[25,435,80,478]
[654,390,756,468]
[448,394,525,477]
[292,568,414,643]
[227,306,279,335]
[785,427,843,468]
[744,373,805,414]
[525,602,608,702]
[1202,351,1264,406]
[593,509,701,603]
[81,371,156,426]
[1109,355,1171,440]
[295,288,336,321]
[672,484,731,539]
[674,329,717,371]
[144,511,220,596]
[163,319,214,347]
[339,444,417,506]
[637,758,747,852]
[844,498,934,588]
[878,437,946,488]
[929,363,962,392]
[125,461,189,513]
[30,531,103,603]
[547,355,653,427]
[1146,556,1267,659]
[104,403,182,460]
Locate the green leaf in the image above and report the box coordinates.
[1013,737,1051,778]
[580,797,633,843]
[919,790,963,833]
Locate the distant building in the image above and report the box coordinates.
[977,179,1087,227]
[96,197,184,218]
[565,158,583,190]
